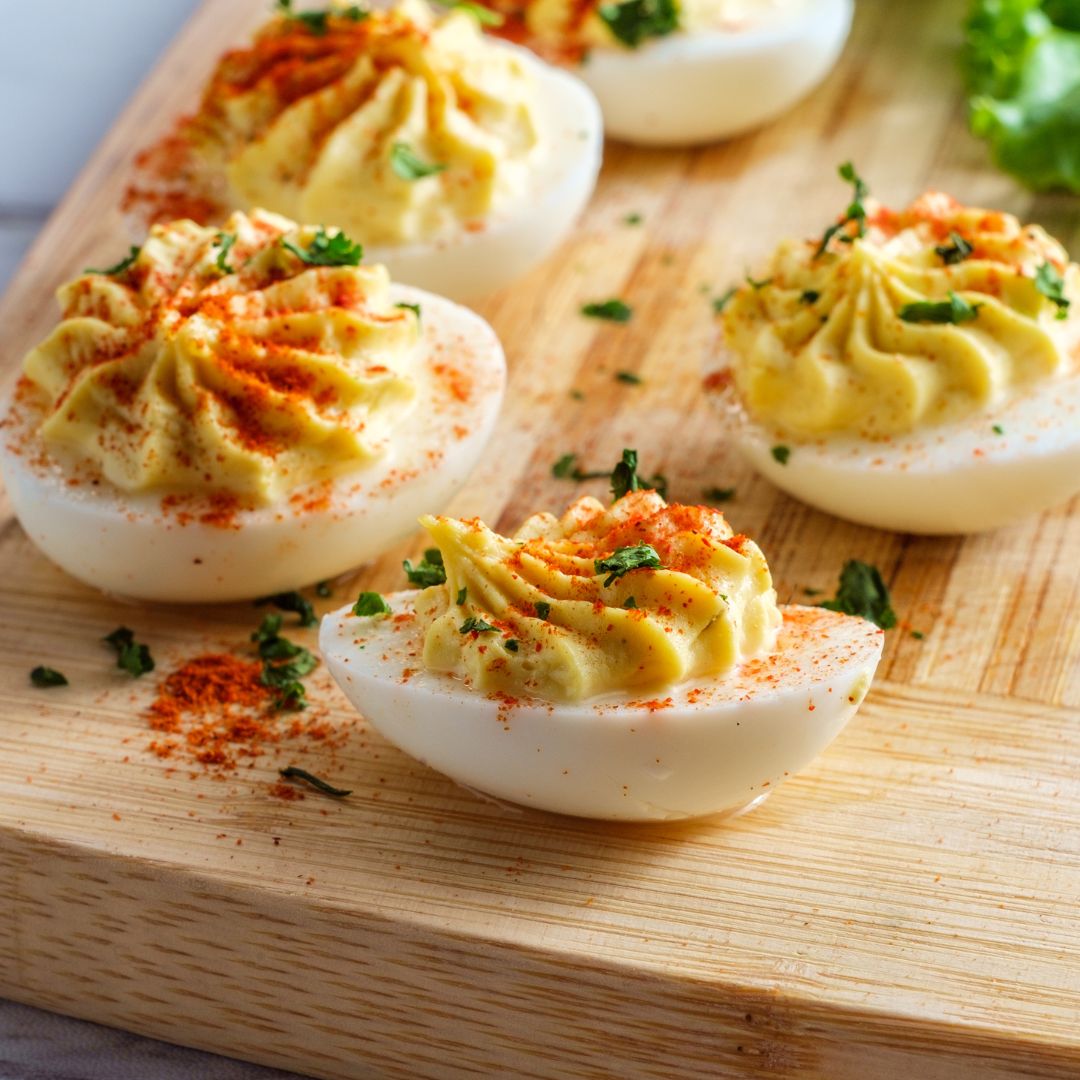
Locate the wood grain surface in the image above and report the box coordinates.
[1,0,1078,1077]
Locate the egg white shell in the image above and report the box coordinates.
[320,593,884,821]
[577,0,852,147]
[368,54,603,301]
[0,286,505,603]
[705,364,1080,534]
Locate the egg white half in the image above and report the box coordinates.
[705,361,1080,534]
[0,285,505,603]
[368,52,603,300]
[578,0,852,146]
[320,592,884,821]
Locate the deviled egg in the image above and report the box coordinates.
[473,0,852,145]
[706,169,1080,534]
[0,209,505,602]
[321,473,883,820]
[124,0,602,300]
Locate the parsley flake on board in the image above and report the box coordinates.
[30,666,68,688]
[610,448,667,501]
[213,232,236,273]
[623,212,643,225]
[934,231,974,266]
[552,453,607,482]
[390,142,448,181]
[899,291,981,324]
[353,592,392,617]
[316,581,333,598]
[85,246,140,277]
[816,161,870,258]
[460,616,497,634]
[103,627,155,678]
[581,298,633,323]
[403,548,446,588]
[595,544,663,587]
[282,226,363,267]
[771,445,791,465]
[253,613,318,710]
[1035,261,1071,318]
[615,370,642,384]
[703,486,735,503]
[993,423,1005,435]
[821,560,898,630]
[257,591,317,627]
[279,766,352,797]
[597,0,678,47]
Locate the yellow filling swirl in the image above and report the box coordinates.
[21,209,417,504]
[721,192,1080,439]
[415,489,781,703]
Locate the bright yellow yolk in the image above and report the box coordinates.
[414,489,781,703]
[721,191,1080,440]
[21,209,417,504]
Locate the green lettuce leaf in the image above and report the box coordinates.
[963,0,1080,191]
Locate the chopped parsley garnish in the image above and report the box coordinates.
[569,388,585,400]
[450,1,504,24]
[85,246,140,277]
[213,232,236,273]
[275,0,367,33]
[595,543,662,587]
[610,447,667,501]
[395,301,421,320]
[460,616,497,634]
[535,601,551,620]
[253,615,317,709]
[103,627,155,678]
[746,274,773,290]
[771,445,791,465]
[30,666,67,688]
[910,629,925,640]
[403,548,446,588]
[615,370,642,384]
[282,226,363,267]
[821,559,898,630]
[505,639,520,652]
[1035,261,1070,319]
[800,290,821,304]
[316,581,332,598]
[257,591,317,627]
[456,587,467,606]
[816,161,869,258]
[552,453,608,482]
[712,287,736,314]
[269,680,308,710]
[803,586,822,596]
[992,423,1005,435]
[623,212,643,225]
[390,141,447,181]
[703,486,735,503]
[597,0,678,48]
[581,298,633,323]
[353,591,392,617]
[623,597,638,609]
[899,291,981,324]
[934,231,974,265]
[279,766,352,797]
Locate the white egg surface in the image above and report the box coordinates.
[578,0,853,146]
[0,285,505,603]
[321,592,884,821]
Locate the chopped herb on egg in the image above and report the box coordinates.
[713,287,736,314]
[746,274,773,290]
[30,666,67,688]
[1035,261,1070,318]
[460,616,497,634]
[395,301,421,320]
[505,639,520,652]
[581,298,633,323]
[282,226,363,267]
[899,291,981,324]
[800,290,820,304]
[623,597,638,609]
[353,592,392,617]
[816,161,869,258]
[404,548,446,588]
[992,423,1005,435]
[390,141,448,181]
[279,766,352,797]
[275,1,367,34]
[103,627,155,678]
[771,445,791,465]
[597,0,678,47]
[213,232,236,273]
[934,231,974,265]
[535,601,552,620]
[449,1,504,25]
[595,543,663,587]
[821,559,898,630]
[85,246,141,277]
[456,587,467,605]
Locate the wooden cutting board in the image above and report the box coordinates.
[1,0,1077,1076]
